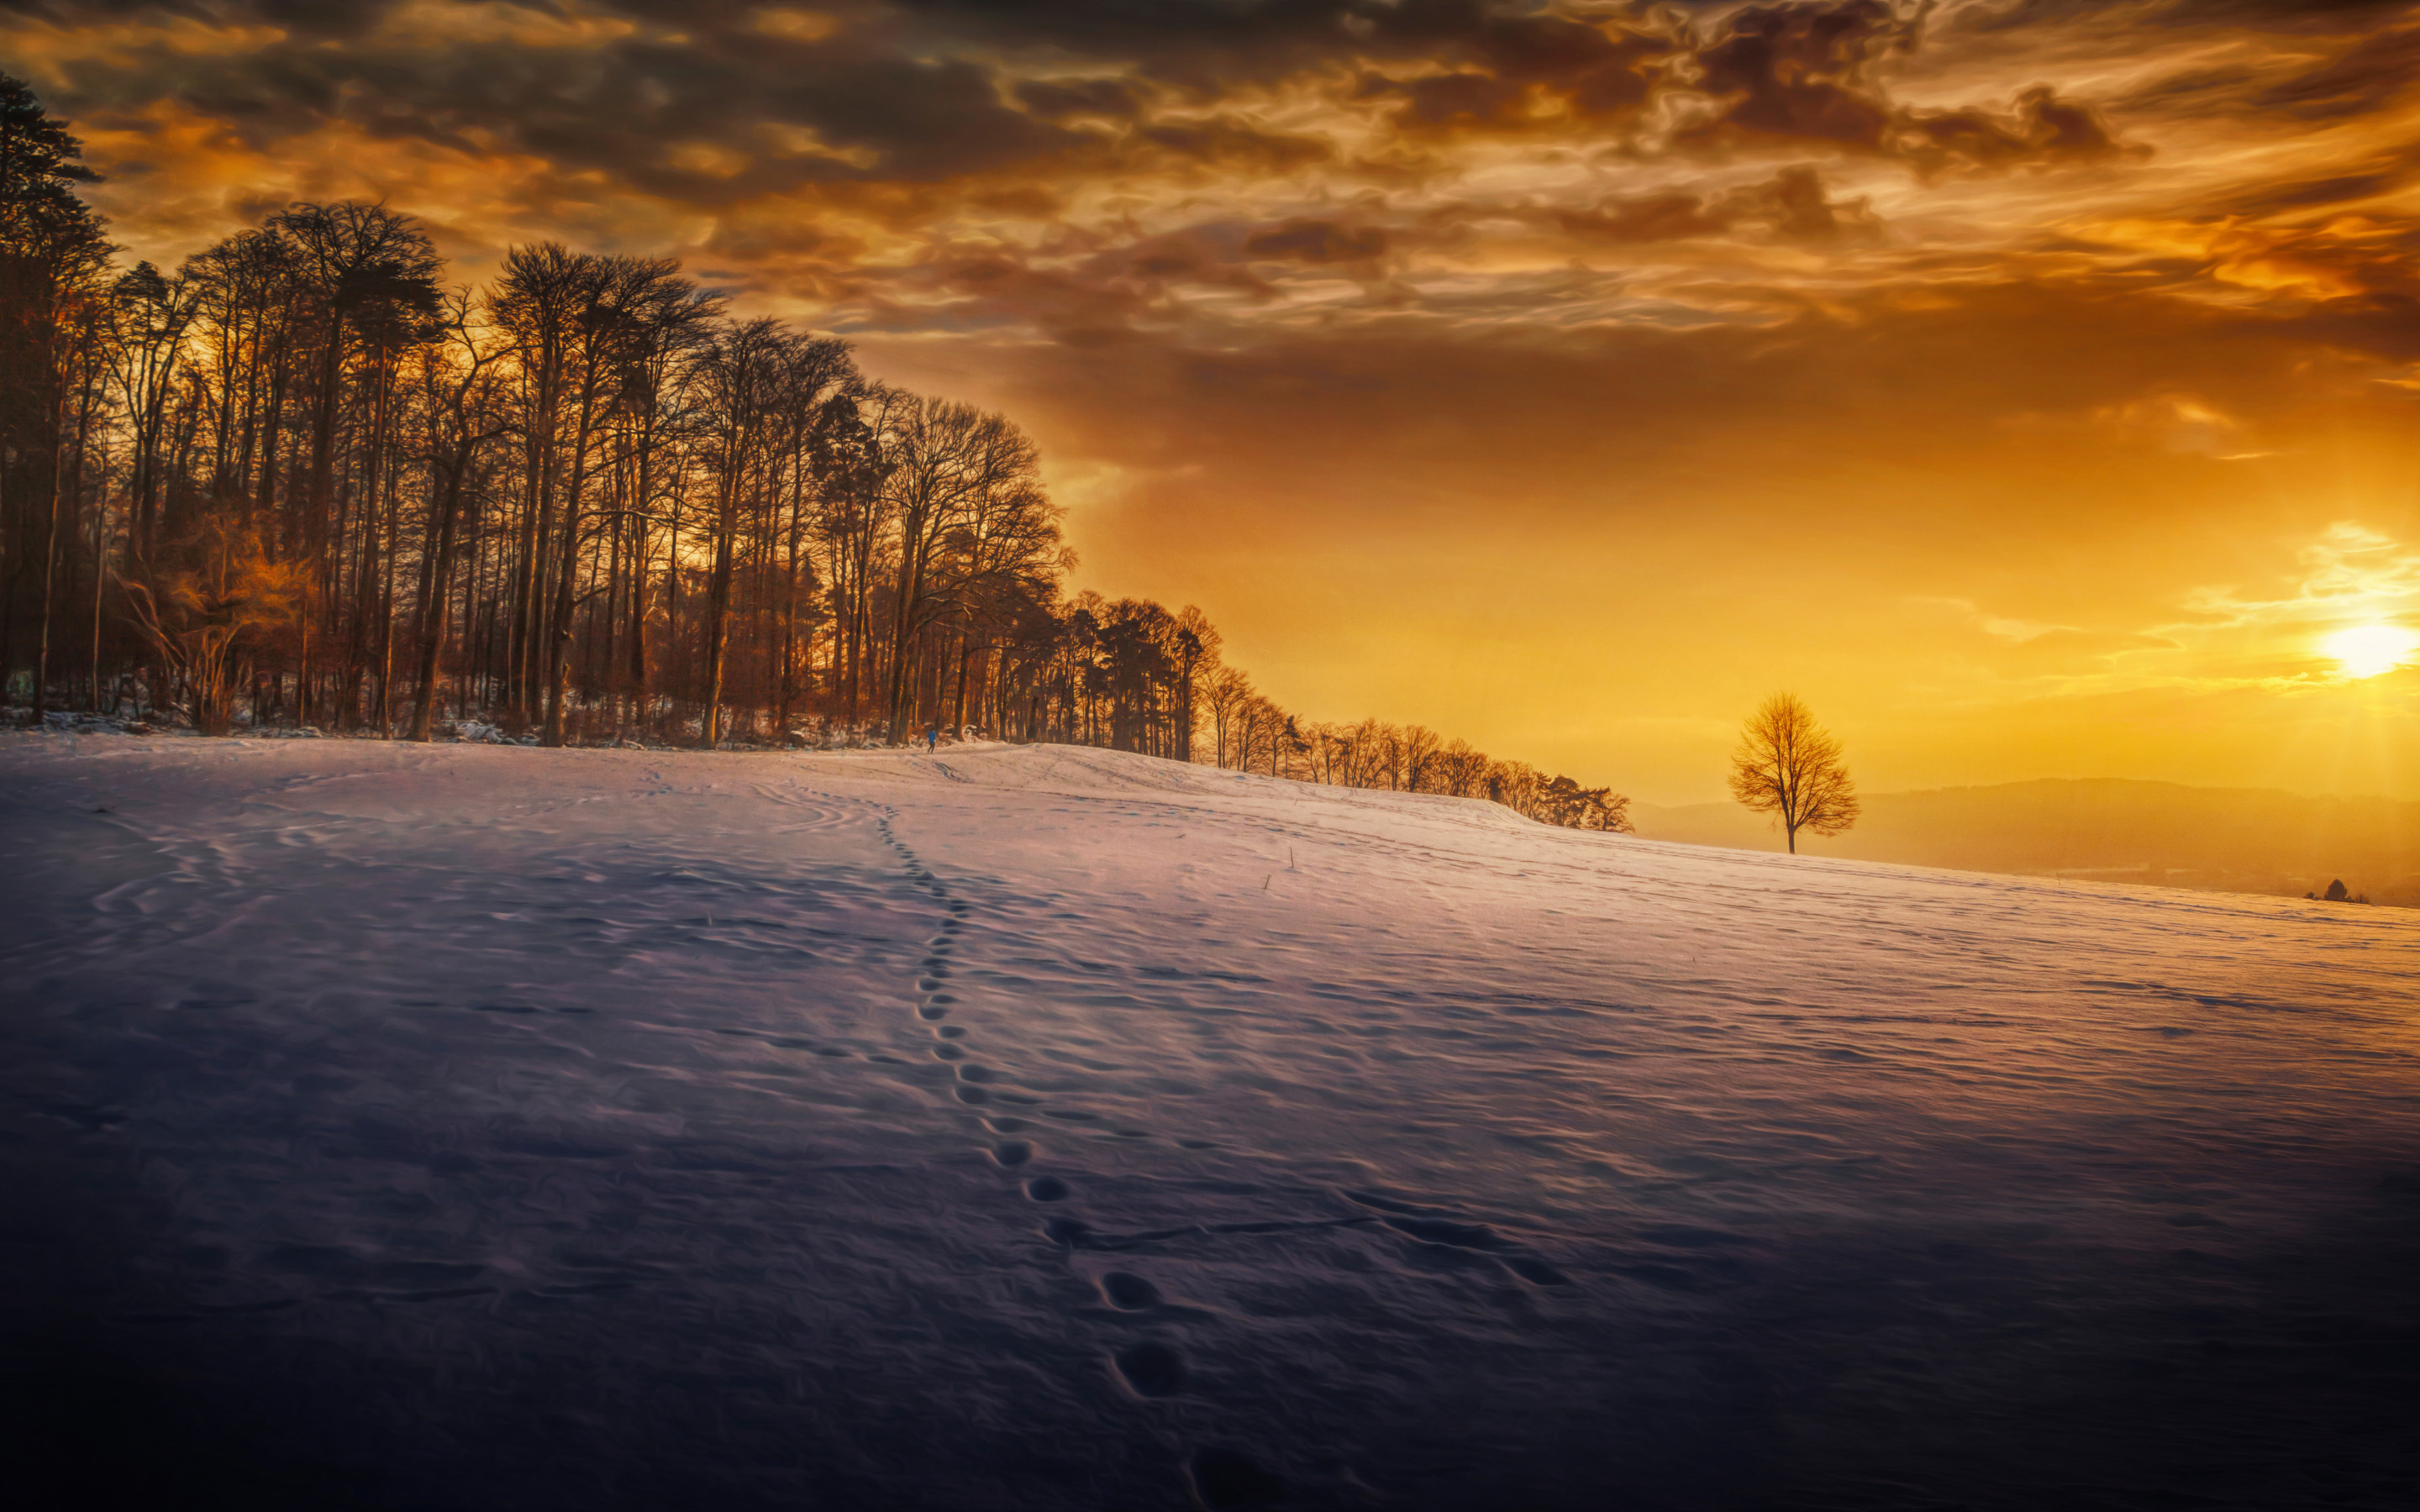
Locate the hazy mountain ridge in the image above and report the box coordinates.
[1634,778,2420,908]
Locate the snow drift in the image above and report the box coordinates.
[2,735,2415,1510]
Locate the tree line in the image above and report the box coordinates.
[0,75,1631,833]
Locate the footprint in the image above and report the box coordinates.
[934,1025,966,1039]
[1099,1272,1160,1310]
[932,1044,966,1062]
[955,1086,991,1105]
[917,1005,950,1021]
[1023,1176,1070,1202]
[1113,1341,1185,1397]
[956,1064,995,1084]
[991,1142,1033,1167]
[1186,1446,1283,1509]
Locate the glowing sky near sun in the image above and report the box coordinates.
[10,0,2418,800]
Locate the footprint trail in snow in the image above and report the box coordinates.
[865,795,1303,1504]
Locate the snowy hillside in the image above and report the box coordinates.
[3,736,2416,1511]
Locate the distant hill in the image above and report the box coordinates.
[1632,779,2420,908]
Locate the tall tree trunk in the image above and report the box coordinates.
[409,456,473,742]
[540,410,598,746]
[699,480,739,748]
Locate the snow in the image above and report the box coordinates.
[3,734,2416,1510]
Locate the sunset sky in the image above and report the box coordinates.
[11,0,2418,802]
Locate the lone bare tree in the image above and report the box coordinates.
[1728,692,1860,853]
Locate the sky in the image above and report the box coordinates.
[8,0,2419,802]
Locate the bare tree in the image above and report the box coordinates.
[1202,664,1254,767]
[404,291,510,742]
[693,317,785,746]
[1400,723,1442,792]
[1168,606,1218,759]
[1728,691,1859,853]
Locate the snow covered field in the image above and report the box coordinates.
[3,735,2416,1511]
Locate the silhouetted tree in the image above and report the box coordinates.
[0,73,111,720]
[1536,774,1634,832]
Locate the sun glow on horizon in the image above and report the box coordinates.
[2321,623,2419,680]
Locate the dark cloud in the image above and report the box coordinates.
[1961,0,2413,34]
[1014,76,1146,121]
[11,0,2409,344]
[1681,0,1908,151]
[1358,6,1670,137]
[1556,166,1877,244]
[2248,24,2420,119]
[1242,218,1387,262]
[1556,190,1730,244]
[0,0,396,35]
[1897,85,2127,171]
[881,0,1369,64]
[2280,291,2420,364]
[1676,2,2131,171]
[1131,115,1332,174]
[887,249,1165,346]
[886,0,1660,88]
[1071,226,1277,297]
[2212,163,2413,216]
[1732,164,1880,238]
[2113,11,2418,123]
[39,17,1085,204]
[12,0,2172,251]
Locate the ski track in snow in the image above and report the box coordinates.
[2,733,2417,1511]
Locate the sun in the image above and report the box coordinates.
[2321,623,2419,679]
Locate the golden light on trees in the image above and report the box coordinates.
[1728,693,1860,855]
[117,512,304,737]
[2321,624,2417,680]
